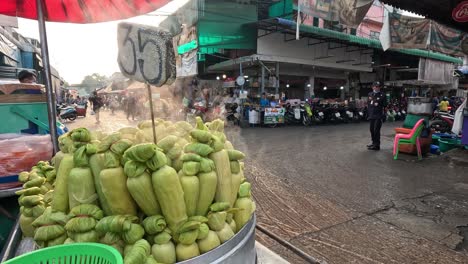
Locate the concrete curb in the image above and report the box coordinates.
[256,242,290,264]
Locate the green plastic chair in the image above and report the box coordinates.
[393,119,425,161]
[3,243,123,264]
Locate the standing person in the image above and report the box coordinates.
[439,97,449,112]
[126,93,137,121]
[367,82,386,151]
[89,91,103,124]
[260,92,270,107]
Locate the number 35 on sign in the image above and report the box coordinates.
[117,22,176,86]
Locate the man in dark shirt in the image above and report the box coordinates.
[89,91,103,124]
[367,82,386,151]
[126,93,137,121]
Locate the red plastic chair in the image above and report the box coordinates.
[393,119,425,161]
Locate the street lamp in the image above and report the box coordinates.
[340,86,344,90]
[222,74,227,79]
[323,86,327,90]
[307,84,311,87]
[286,83,290,88]
[216,76,220,80]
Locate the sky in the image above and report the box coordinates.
[16,0,189,84]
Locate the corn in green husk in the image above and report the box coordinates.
[142,215,167,235]
[146,150,167,171]
[198,230,221,254]
[208,211,227,232]
[124,239,151,264]
[104,151,121,168]
[123,224,145,244]
[32,209,68,246]
[230,161,240,174]
[110,139,133,156]
[197,223,210,240]
[184,143,213,157]
[157,135,178,152]
[182,161,200,176]
[96,215,139,233]
[124,143,158,163]
[152,230,176,263]
[65,204,103,235]
[200,158,215,173]
[124,160,147,177]
[181,153,202,162]
[145,256,158,264]
[68,230,99,243]
[176,243,200,262]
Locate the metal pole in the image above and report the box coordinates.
[261,65,265,94]
[239,62,244,125]
[0,215,21,262]
[146,83,157,144]
[36,0,58,154]
[275,62,279,96]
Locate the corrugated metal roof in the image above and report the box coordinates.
[381,0,466,32]
[296,22,463,64]
[269,18,463,64]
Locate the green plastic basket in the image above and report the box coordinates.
[438,138,460,153]
[3,243,123,264]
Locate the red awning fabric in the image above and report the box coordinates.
[0,0,171,23]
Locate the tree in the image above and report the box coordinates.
[80,73,109,91]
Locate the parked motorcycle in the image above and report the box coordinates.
[430,111,454,133]
[326,105,344,124]
[56,104,78,121]
[225,103,240,126]
[284,103,306,126]
[301,102,313,126]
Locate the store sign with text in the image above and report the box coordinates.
[264,108,285,124]
[117,22,176,86]
[452,1,468,22]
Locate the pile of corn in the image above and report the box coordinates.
[17,117,255,264]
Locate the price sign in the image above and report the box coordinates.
[117,22,176,86]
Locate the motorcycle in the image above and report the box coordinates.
[327,105,344,124]
[284,103,305,126]
[301,101,313,126]
[430,111,454,133]
[225,103,240,126]
[56,104,78,121]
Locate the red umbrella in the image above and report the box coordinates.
[0,0,170,23]
[0,0,172,153]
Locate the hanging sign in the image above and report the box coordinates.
[117,22,176,86]
[452,1,468,22]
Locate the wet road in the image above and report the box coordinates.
[228,123,468,263]
[69,111,468,263]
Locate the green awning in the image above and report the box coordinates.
[267,18,463,64]
[298,23,462,64]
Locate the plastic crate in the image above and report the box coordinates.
[3,243,123,264]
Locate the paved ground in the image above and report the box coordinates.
[69,110,468,264]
